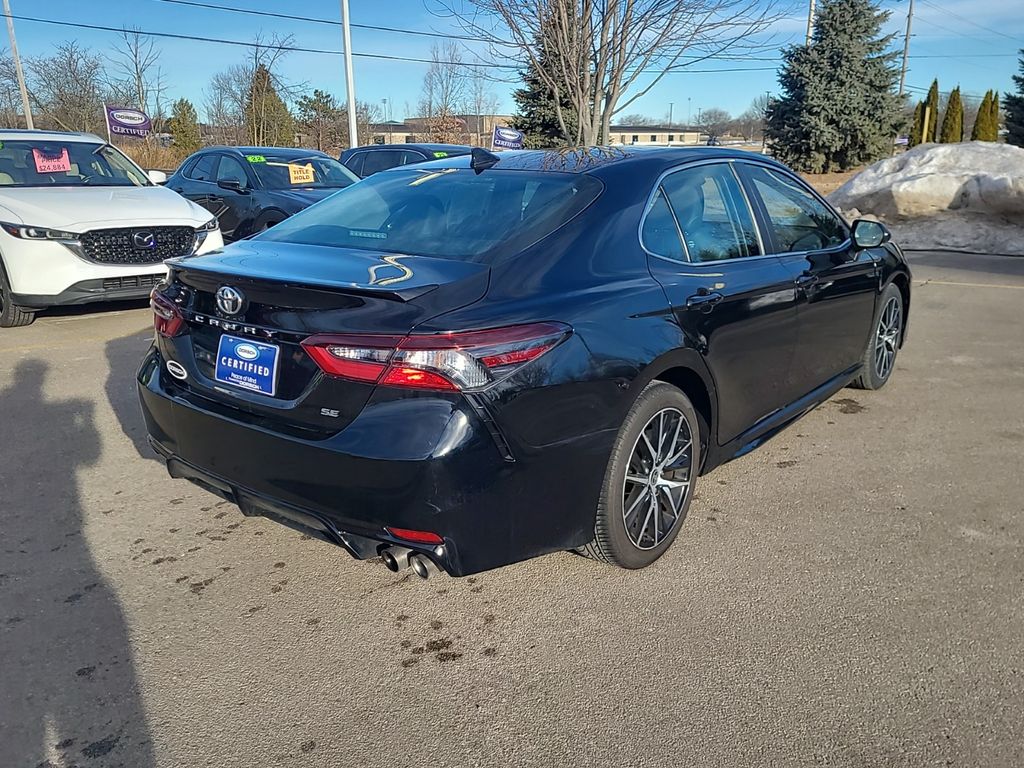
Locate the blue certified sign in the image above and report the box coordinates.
[215,334,280,396]
[492,125,525,150]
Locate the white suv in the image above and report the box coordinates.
[0,129,223,327]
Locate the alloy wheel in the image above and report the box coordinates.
[874,295,902,381]
[622,407,694,550]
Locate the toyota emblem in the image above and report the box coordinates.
[215,286,245,315]
[132,231,156,249]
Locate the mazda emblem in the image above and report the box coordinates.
[216,286,245,316]
[132,231,156,249]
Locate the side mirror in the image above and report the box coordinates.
[147,169,167,185]
[217,178,248,194]
[851,219,889,249]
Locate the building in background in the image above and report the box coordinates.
[370,115,515,146]
[609,125,702,146]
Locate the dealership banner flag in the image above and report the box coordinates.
[492,125,525,150]
[105,106,152,139]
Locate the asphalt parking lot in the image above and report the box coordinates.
[1,250,1022,768]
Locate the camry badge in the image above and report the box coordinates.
[216,286,245,316]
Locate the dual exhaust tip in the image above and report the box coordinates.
[380,545,440,579]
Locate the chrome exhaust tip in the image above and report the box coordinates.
[381,546,412,572]
[409,553,440,580]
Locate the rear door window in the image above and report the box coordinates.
[644,163,761,263]
[744,166,847,253]
[360,150,407,176]
[186,154,218,182]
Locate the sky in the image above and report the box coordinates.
[7,0,1023,125]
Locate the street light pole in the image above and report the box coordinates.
[3,0,33,130]
[340,0,358,149]
[669,102,674,130]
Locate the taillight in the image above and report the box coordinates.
[151,291,185,338]
[301,322,571,391]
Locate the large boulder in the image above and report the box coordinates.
[828,142,1024,255]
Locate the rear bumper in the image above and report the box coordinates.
[137,347,610,575]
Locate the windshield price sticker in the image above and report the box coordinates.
[287,163,316,184]
[246,154,267,163]
[32,148,72,174]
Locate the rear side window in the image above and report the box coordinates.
[257,168,603,262]
[745,166,846,253]
[643,163,760,263]
[360,150,407,176]
[186,154,218,182]
[343,152,365,177]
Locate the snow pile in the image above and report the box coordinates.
[828,142,1024,255]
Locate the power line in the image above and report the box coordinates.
[0,12,783,75]
[916,0,1024,44]
[156,0,496,44]
[155,0,783,64]
[0,11,518,68]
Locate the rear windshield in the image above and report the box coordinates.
[247,154,358,190]
[256,167,603,261]
[0,140,149,187]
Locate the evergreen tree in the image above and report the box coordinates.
[909,101,924,146]
[971,90,993,141]
[1007,50,1024,146]
[764,0,903,172]
[924,79,939,143]
[296,89,341,151]
[989,91,1001,138]
[245,64,295,147]
[940,86,963,143]
[168,98,201,153]
[510,43,578,148]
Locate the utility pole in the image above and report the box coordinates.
[3,0,33,130]
[763,90,771,149]
[669,102,674,129]
[340,0,358,149]
[805,0,815,46]
[898,0,915,97]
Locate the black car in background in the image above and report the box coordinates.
[340,143,473,178]
[140,147,910,578]
[166,147,358,242]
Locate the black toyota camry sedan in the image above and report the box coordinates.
[166,147,359,242]
[139,147,910,577]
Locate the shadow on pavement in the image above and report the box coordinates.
[0,360,155,767]
[907,250,1024,279]
[105,330,160,462]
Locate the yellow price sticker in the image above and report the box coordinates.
[288,163,315,185]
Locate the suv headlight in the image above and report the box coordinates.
[1,222,79,241]
[192,218,219,253]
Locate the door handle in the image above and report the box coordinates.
[686,291,724,313]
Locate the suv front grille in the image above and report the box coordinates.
[79,226,195,265]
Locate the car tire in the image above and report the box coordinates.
[0,261,35,328]
[851,283,903,390]
[581,381,700,569]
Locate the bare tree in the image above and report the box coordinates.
[110,28,163,113]
[732,94,769,141]
[697,107,731,139]
[0,53,24,127]
[419,42,468,143]
[25,42,107,132]
[462,65,500,146]
[205,66,249,144]
[438,0,782,145]
[617,113,658,126]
